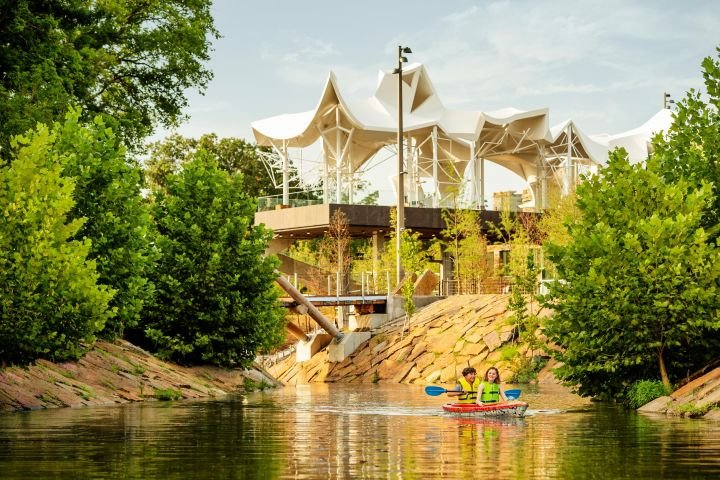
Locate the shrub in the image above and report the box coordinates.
[500,344,519,362]
[672,401,717,418]
[508,356,548,384]
[153,388,182,401]
[139,152,285,367]
[624,380,671,409]
[55,110,156,339]
[0,124,114,364]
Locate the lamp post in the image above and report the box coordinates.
[663,92,675,109]
[394,45,412,287]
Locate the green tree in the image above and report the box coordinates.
[140,151,285,367]
[53,110,155,338]
[441,204,491,290]
[381,209,429,284]
[340,177,380,206]
[0,0,218,149]
[543,150,720,398]
[145,134,276,196]
[538,189,581,282]
[538,189,581,249]
[318,210,352,293]
[653,47,720,236]
[0,124,114,364]
[399,224,425,321]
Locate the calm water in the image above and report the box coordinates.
[0,383,719,479]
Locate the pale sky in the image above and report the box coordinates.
[161,0,719,201]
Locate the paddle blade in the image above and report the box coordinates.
[424,386,448,396]
[505,389,521,400]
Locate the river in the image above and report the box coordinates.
[0,383,718,479]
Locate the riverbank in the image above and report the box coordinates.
[0,339,279,413]
[268,294,557,386]
[639,366,720,419]
[268,293,719,420]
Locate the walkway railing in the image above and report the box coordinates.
[440,277,512,296]
[257,194,323,212]
[280,272,391,297]
[282,272,546,297]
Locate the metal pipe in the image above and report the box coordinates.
[275,274,343,339]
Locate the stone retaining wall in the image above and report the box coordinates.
[269,294,553,387]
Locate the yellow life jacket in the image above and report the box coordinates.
[479,381,501,403]
[457,377,481,403]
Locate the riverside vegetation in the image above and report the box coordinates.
[1,2,719,416]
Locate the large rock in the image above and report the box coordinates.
[415,352,437,372]
[427,331,460,354]
[441,365,459,384]
[414,269,439,295]
[268,294,559,389]
[483,331,502,351]
[0,340,269,412]
[638,396,673,413]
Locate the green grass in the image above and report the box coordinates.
[101,379,116,390]
[78,385,94,401]
[242,377,273,392]
[673,401,717,418]
[153,388,183,401]
[624,380,671,409]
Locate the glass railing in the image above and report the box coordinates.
[257,189,491,211]
[257,195,324,212]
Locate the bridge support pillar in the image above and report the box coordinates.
[328,332,371,362]
[296,332,333,363]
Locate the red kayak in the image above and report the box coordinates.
[442,401,529,417]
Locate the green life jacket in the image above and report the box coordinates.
[479,381,500,403]
[457,377,481,403]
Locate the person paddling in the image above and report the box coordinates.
[446,367,480,403]
[477,367,508,405]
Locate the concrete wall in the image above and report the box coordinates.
[386,295,443,321]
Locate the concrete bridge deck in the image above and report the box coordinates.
[279,295,387,312]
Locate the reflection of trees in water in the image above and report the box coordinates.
[2,386,720,478]
[0,399,286,479]
[544,406,720,479]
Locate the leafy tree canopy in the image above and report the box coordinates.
[653,47,720,235]
[543,150,720,399]
[0,122,114,364]
[54,109,156,339]
[139,151,286,367]
[0,0,218,150]
[144,134,276,197]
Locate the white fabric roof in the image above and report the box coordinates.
[252,63,673,198]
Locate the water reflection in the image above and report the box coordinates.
[0,384,718,479]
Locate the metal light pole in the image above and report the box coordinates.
[394,45,412,287]
[663,92,675,109]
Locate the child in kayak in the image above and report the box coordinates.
[446,367,479,403]
[477,367,508,405]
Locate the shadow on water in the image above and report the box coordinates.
[0,383,719,479]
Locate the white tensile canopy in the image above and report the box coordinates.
[252,63,672,209]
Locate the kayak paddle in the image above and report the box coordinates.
[425,385,522,399]
[424,385,453,396]
[504,389,522,399]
